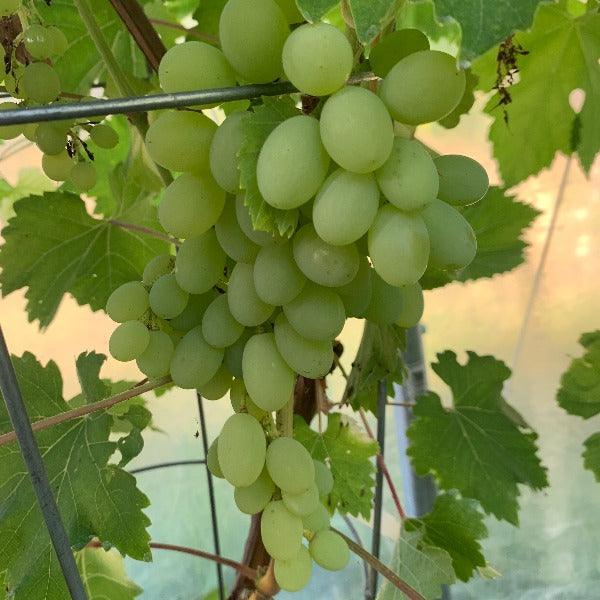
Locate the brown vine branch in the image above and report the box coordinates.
[148,18,219,45]
[332,529,427,600]
[359,407,406,520]
[107,218,180,246]
[0,376,171,447]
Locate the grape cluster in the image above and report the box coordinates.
[104,0,489,590]
[0,2,119,191]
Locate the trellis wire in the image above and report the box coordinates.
[0,326,89,600]
[128,458,205,475]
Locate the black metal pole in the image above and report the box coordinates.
[0,326,88,600]
[196,393,225,600]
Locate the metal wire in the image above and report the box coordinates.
[0,326,88,600]
[128,459,205,475]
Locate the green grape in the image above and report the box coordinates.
[42,152,74,181]
[198,364,233,400]
[320,86,393,174]
[106,281,149,323]
[218,412,266,487]
[369,28,430,77]
[282,23,352,96]
[282,483,319,517]
[149,273,189,319]
[292,224,359,288]
[69,162,97,192]
[313,460,334,496]
[159,173,225,239]
[215,197,260,263]
[234,466,275,514]
[209,112,245,193]
[235,195,276,246]
[34,122,66,155]
[379,50,466,125]
[261,500,303,560]
[395,282,424,328]
[0,0,21,17]
[242,333,295,411]
[283,283,345,341]
[434,154,489,206]
[90,123,119,149]
[202,294,244,348]
[274,0,303,23]
[170,325,224,388]
[175,231,226,294]
[230,378,267,420]
[158,41,236,105]
[309,530,349,571]
[109,321,150,362]
[23,25,52,60]
[257,115,330,209]
[254,241,306,306]
[227,262,275,326]
[376,137,439,211]
[142,254,174,286]
[219,0,289,84]
[0,105,24,140]
[421,199,477,270]
[207,438,224,478]
[266,436,315,494]
[302,503,330,533]
[313,169,379,246]
[136,330,174,378]
[368,205,429,286]
[21,122,38,141]
[170,290,217,331]
[274,313,333,379]
[336,256,372,318]
[46,26,68,56]
[364,272,403,325]
[224,329,252,378]
[145,110,216,173]
[274,546,313,592]
[21,62,61,104]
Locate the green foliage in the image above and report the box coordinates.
[347,0,399,44]
[296,0,339,22]
[0,169,55,222]
[193,0,227,40]
[583,432,600,482]
[0,353,151,600]
[0,190,167,328]
[408,351,548,523]
[294,413,378,518]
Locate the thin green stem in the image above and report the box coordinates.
[277,392,295,437]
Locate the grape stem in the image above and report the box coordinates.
[249,559,279,600]
[0,376,171,447]
[276,391,295,438]
[107,218,181,246]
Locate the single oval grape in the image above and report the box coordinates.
[224,329,252,378]
[320,86,394,174]
[42,152,73,181]
[24,25,52,60]
[257,115,330,210]
[69,163,97,192]
[142,254,174,286]
[376,137,439,211]
[313,460,334,496]
[34,122,65,155]
[227,262,275,327]
[215,197,260,263]
[149,273,189,319]
[171,290,218,332]
[235,195,277,246]
[396,283,424,328]
[202,294,244,348]
[218,412,267,487]
[234,467,275,514]
[369,28,430,77]
[261,500,303,560]
[421,199,477,270]
[282,483,320,517]
[230,378,268,420]
[434,154,489,206]
[313,169,379,246]
[336,256,372,318]
[219,0,289,84]
[379,50,466,125]
[302,503,330,533]
[46,26,68,56]
[364,272,404,325]
[136,330,174,378]
[309,530,349,571]
[266,436,315,494]
[175,231,226,294]
[170,325,224,389]
[368,205,430,286]
[274,546,313,592]
[106,281,149,323]
[109,321,150,362]
[209,112,245,193]
[274,313,333,379]
[242,333,295,411]
[21,62,61,104]
[198,364,233,400]
[282,23,352,96]
[90,123,119,149]
[207,438,224,478]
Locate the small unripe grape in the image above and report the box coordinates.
[395,283,424,329]
[369,28,430,77]
[202,294,244,348]
[229,378,267,420]
[234,467,275,514]
[224,329,252,378]
[149,273,189,319]
[90,123,119,149]
[336,256,372,318]
[175,231,226,294]
[215,197,260,263]
[198,364,233,400]
[109,321,150,362]
[42,152,74,182]
[0,103,24,140]
[106,281,149,322]
[266,436,315,494]
[303,503,330,533]
[282,483,320,517]
[24,25,52,60]
[136,330,174,377]
[207,439,224,478]
[309,530,349,571]
[227,262,274,327]
[69,162,97,192]
[434,154,489,206]
[274,546,313,592]
[282,23,352,96]
[171,291,217,332]
[46,26,68,56]
[34,122,66,155]
[364,272,403,325]
[313,460,334,496]
[209,112,246,194]
[261,500,303,560]
[21,62,61,104]
[142,254,174,286]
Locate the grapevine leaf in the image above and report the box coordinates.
[0,190,167,328]
[0,353,151,600]
[405,492,488,581]
[76,547,142,599]
[420,187,540,289]
[76,351,111,403]
[296,0,339,21]
[433,0,546,61]
[238,97,300,237]
[377,528,455,600]
[557,330,600,418]
[481,3,600,184]
[407,351,548,523]
[294,413,378,518]
[343,321,405,413]
[193,0,227,40]
[347,0,399,44]
[0,168,54,222]
[583,432,600,482]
